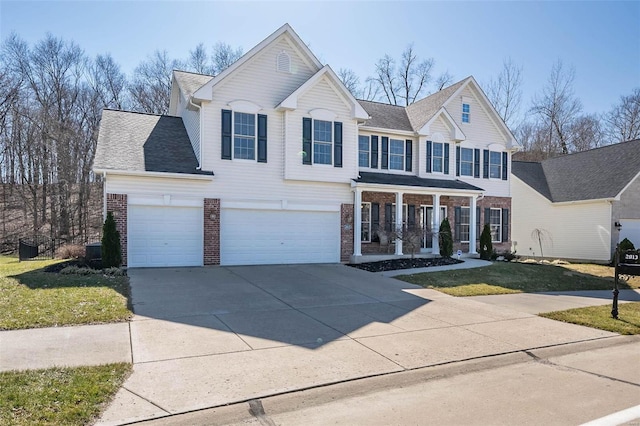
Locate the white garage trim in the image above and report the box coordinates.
[220,208,340,266]
[128,205,203,267]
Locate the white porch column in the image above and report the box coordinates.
[432,194,441,256]
[469,195,478,254]
[395,191,403,255]
[353,189,362,257]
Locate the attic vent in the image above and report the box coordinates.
[276,51,291,73]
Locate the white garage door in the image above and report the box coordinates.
[620,219,640,247]
[128,205,203,267]
[220,209,340,265]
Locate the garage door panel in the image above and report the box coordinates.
[221,209,340,266]
[128,205,203,267]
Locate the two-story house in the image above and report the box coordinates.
[93,24,520,267]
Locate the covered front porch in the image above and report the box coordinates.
[351,172,486,262]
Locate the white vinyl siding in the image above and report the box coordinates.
[511,176,612,261]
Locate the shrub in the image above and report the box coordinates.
[60,266,101,275]
[502,250,518,262]
[101,212,122,268]
[55,244,85,259]
[439,217,453,257]
[619,238,635,251]
[479,224,493,260]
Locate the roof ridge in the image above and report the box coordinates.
[173,69,216,78]
[357,99,407,108]
[103,108,181,119]
[543,139,640,163]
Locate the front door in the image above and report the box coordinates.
[420,206,447,249]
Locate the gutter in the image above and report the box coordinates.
[103,172,107,221]
[93,168,214,181]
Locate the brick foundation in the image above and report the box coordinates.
[340,204,354,262]
[204,198,221,265]
[106,193,127,266]
[359,191,512,255]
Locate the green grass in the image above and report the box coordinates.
[0,256,131,330]
[540,302,640,335]
[0,363,131,425]
[396,261,639,297]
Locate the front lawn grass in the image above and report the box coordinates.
[0,363,130,426]
[0,256,131,330]
[540,302,640,335]
[396,261,639,297]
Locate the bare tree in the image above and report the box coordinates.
[374,54,399,105]
[530,60,582,155]
[129,50,182,114]
[486,57,523,129]
[187,43,213,75]
[211,42,243,75]
[568,114,605,152]
[434,71,454,91]
[88,54,129,110]
[337,68,360,96]
[605,88,640,143]
[398,44,434,106]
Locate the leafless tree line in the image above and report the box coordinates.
[0,32,242,245]
[338,47,639,159]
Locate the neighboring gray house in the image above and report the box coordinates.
[511,139,640,262]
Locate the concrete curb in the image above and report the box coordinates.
[380,258,493,277]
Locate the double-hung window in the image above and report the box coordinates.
[313,120,332,164]
[462,103,470,123]
[432,142,444,173]
[361,202,371,242]
[489,151,502,179]
[489,208,502,242]
[234,112,256,160]
[460,207,471,242]
[359,135,370,168]
[389,139,404,170]
[460,148,474,176]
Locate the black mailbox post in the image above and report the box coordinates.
[613,249,640,319]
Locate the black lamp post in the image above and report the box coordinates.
[612,221,622,319]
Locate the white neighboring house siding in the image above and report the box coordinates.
[445,85,512,198]
[511,175,612,262]
[358,129,419,175]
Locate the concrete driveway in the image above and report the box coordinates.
[98,264,618,425]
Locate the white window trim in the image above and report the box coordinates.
[359,135,370,169]
[312,119,333,166]
[361,202,371,243]
[489,151,502,179]
[460,206,471,243]
[490,208,502,243]
[432,141,444,174]
[232,111,257,162]
[460,147,474,177]
[389,138,405,171]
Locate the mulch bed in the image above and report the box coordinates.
[44,259,103,273]
[348,257,463,273]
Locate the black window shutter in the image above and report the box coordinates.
[484,207,491,225]
[426,140,432,173]
[502,152,508,180]
[444,143,450,175]
[483,149,489,179]
[371,203,380,242]
[302,117,312,165]
[405,140,412,172]
[476,206,481,241]
[381,137,389,170]
[475,149,481,178]
[408,205,416,230]
[454,206,461,242]
[384,203,392,231]
[370,136,379,168]
[257,114,267,163]
[502,208,509,242]
[456,146,460,176]
[334,121,343,168]
[221,109,232,160]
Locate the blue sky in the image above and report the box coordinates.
[1,1,639,119]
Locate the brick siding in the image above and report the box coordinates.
[340,204,354,262]
[106,193,127,266]
[204,198,220,265]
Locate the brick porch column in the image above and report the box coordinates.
[106,193,127,266]
[341,204,354,262]
[204,198,220,265]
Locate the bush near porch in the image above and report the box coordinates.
[396,261,640,297]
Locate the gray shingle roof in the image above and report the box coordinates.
[94,109,212,175]
[358,100,414,132]
[355,172,484,191]
[512,139,640,202]
[173,70,213,95]
[405,77,468,131]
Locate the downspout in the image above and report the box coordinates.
[102,172,107,221]
[189,96,203,170]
